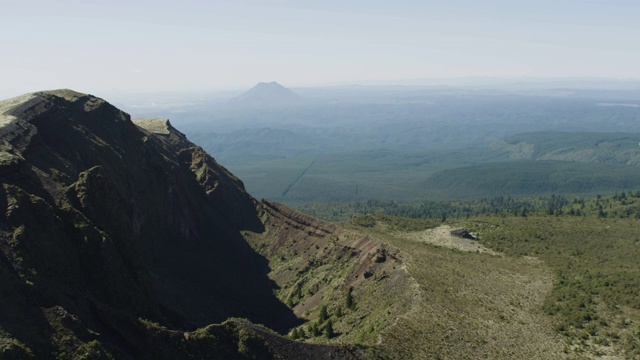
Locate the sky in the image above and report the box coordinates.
[1,0,640,98]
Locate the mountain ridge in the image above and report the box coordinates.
[0,89,386,359]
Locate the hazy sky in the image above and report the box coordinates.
[1,0,639,98]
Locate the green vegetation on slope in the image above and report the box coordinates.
[471,216,640,358]
[343,216,564,359]
[312,193,640,358]
[242,201,416,350]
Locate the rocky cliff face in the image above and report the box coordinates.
[247,201,417,345]
[0,90,377,359]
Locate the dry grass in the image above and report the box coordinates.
[347,220,567,359]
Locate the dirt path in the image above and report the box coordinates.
[401,225,501,255]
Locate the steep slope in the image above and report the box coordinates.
[245,201,418,345]
[0,90,372,359]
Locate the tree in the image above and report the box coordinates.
[290,327,304,340]
[598,205,606,218]
[307,322,321,337]
[324,319,335,338]
[346,287,355,310]
[318,305,328,322]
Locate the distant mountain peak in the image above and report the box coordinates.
[231,81,301,105]
[253,81,288,89]
[259,81,282,86]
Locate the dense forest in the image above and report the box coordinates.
[298,191,640,222]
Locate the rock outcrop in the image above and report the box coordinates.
[246,201,417,345]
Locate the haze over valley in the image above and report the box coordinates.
[123,81,640,204]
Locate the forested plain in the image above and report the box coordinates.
[123,86,640,203]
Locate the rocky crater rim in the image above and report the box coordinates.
[0,93,38,127]
[0,89,92,127]
[0,90,111,160]
[132,117,174,135]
